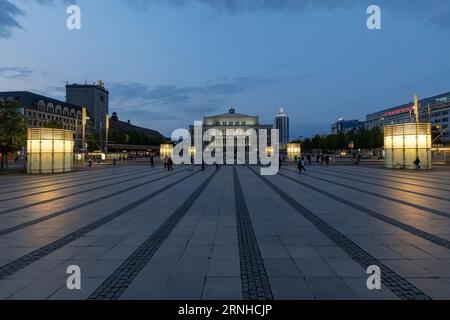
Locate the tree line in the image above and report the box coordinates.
[296,127,384,153]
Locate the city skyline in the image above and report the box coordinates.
[1,0,450,137]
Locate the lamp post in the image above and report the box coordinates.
[105,113,109,153]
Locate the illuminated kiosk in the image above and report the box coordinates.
[287,143,301,160]
[27,128,74,174]
[160,144,174,159]
[384,123,432,170]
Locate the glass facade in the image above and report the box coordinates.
[27,128,74,174]
[384,123,432,170]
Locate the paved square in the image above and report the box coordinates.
[0,164,450,300]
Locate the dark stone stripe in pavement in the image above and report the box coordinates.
[88,169,220,300]
[0,166,136,194]
[338,167,450,186]
[250,167,431,300]
[305,168,450,202]
[0,169,188,237]
[234,167,273,300]
[279,170,450,250]
[0,170,200,281]
[0,167,155,202]
[316,167,450,192]
[283,168,450,220]
[0,169,183,216]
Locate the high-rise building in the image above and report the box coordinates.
[274,108,290,145]
[66,81,109,144]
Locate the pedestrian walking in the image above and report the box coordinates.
[163,156,168,169]
[167,157,174,171]
[298,157,306,174]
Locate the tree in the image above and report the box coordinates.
[299,126,385,153]
[0,101,27,169]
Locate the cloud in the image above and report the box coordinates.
[0,0,24,38]
[107,76,280,135]
[0,67,34,79]
[123,0,354,13]
[29,0,76,5]
[124,0,450,29]
[109,76,277,123]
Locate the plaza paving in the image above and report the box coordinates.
[0,164,450,300]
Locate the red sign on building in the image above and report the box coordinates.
[383,105,414,117]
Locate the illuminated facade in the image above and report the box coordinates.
[189,108,274,161]
[366,91,450,143]
[27,128,74,174]
[275,108,290,144]
[384,123,432,170]
[160,144,174,158]
[0,91,93,151]
[286,143,301,160]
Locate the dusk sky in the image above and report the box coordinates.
[1,0,450,137]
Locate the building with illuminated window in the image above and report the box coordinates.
[0,91,93,151]
[365,92,450,143]
[274,108,290,145]
[189,107,274,161]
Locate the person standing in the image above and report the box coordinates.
[150,154,154,167]
[414,157,421,170]
[163,156,168,169]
